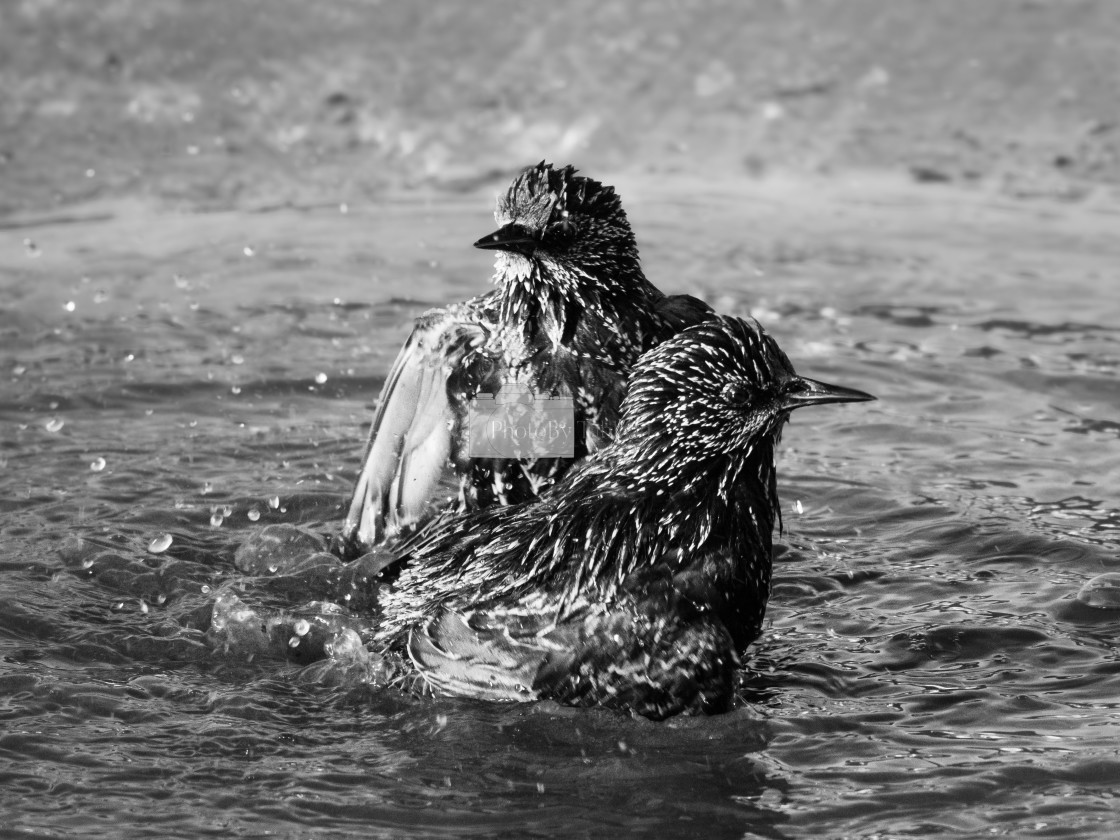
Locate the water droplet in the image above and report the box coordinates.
[793,499,804,515]
[85,168,96,178]
[80,556,95,570]
[210,511,224,528]
[139,599,149,614]
[246,508,260,522]
[156,593,167,605]
[231,354,245,365]
[294,619,310,636]
[267,495,280,510]
[536,782,545,794]
[242,246,254,257]
[222,505,232,517]
[200,584,211,594]
[1078,573,1120,609]
[63,300,76,312]
[90,456,107,472]
[288,636,300,648]
[231,385,241,395]
[147,534,173,554]
[12,365,26,376]
[267,565,278,574]
[201,481,213,495]
[339,203,349,214]
[44,417,65,433]
[314,372,328,385]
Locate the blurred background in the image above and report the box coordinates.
[3,0,1118,213]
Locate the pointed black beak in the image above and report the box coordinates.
[473,223,539,256]
[782,376,876,411]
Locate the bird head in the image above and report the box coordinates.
[474,162,639,288]
[615,315,875,477]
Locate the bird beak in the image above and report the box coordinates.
[782,377,876,410]
[473,223,538,256]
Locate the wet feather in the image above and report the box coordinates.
[372,315,875,719]
[338,162,714,556]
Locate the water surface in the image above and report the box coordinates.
[2,174,1119,838]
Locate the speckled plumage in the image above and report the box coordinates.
[338,162,713,557]
[372,316,875,719]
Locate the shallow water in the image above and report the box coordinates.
[3,173,1120,838]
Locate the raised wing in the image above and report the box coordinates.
[339,308,490,556]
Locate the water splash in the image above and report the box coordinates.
[1077,573,1120,609]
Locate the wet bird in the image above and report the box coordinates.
[337,162,714,558]
[371,316,875,720]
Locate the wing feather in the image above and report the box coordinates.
[340,309,487,553]
[407,608,549,701]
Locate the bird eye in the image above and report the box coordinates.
[720,381,753,406]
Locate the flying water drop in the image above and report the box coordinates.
[90,456,107,472]
[147,534,173,554]
[45,417,65,433]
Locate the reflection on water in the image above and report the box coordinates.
[2,177,1120,838]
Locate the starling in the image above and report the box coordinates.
[373,315,875,719]
[337,162,714,557]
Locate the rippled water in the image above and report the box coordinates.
[3,174,1120,838]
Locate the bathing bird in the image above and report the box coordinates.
[371,316,875,719]
[336,162,714,558]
